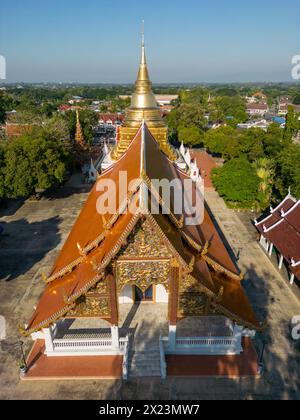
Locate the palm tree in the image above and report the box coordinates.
[254,158,275,202]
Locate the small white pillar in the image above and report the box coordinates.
[233,324,243,354]
[43,327,54,354]
[168,325,177,351]
[268,243,274,257]
[290,273,295,285]
[111,325,119,350]
[278,255,284,270]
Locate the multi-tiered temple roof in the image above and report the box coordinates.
[23,124,261,336]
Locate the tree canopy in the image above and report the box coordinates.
[275,143,300,199]
[212,157,261,208]
[178,126,203,147]
[0,125,71,199]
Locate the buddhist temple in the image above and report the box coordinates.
[21,31,263,380]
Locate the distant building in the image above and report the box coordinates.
[159,105,175,114]
[278,97,300,115]
[98,113,125,127]
[68,96,84,105]
[246,103,269,116]
[119,94,178,107]
[237,119,268,130]
[5,123,33,138]
[58,104,74,113]
[155,95,178,106]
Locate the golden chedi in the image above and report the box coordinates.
[113,30,175,160]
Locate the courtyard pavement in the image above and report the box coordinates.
[0,181,299,399]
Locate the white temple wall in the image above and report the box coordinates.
[155,285,169,303]
[119,285,134,304]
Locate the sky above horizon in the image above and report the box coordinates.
[1,0,300,83]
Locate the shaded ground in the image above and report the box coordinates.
[0,178,299,399]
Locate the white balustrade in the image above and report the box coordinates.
[53,338,113,351]
[159,336,167,379]
[44,328,128,357]
[162,335,243,355]
[121,336,130,380]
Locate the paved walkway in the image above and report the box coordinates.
[119,304,169,349]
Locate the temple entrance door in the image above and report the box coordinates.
[134,286,153,303]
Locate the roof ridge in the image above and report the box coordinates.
[283,199,300,217]
[263,217,285,233]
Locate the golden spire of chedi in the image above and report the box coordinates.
[75,109,85,148]
[123,21,165,129]
[113,23,175,160]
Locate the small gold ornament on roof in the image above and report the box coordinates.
[41,272,48,283]
[201,240,210,257]
[171,258,180,268]
[217,286,224,303]
[62,288,70,304]
[19,325,26,335]
[188,256,195,273]
[77,242,86,257]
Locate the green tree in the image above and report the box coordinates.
[254,157,275,207]
[0,91,17,123]
[276,143,300,199]
[43,115,70,144]
[204,126,237,156]
[0,144,6,198]
[0,98,6,123]
[178,126,203,147]
[64,109,98,145]
[263,122,285,157]
[3,129,70,198]
[166,103,207,141]
[212,156,260,208]
[213,96,247,124]
[180,87,209,106]
[284,106,300,141]
[293,94,300,105]
[238,129,265,162]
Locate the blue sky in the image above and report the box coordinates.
[1,0,300,83]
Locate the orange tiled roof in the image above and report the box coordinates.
[5,123,33,137]
[24,123,261,335]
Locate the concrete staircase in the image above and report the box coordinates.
[128,344,161,378]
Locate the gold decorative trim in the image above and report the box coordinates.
[203,255,241,281]
[201,240,210,257]
[143,174,184,230]
[180,231,202,252]
[22,303,76,337]
[45,186,142,284]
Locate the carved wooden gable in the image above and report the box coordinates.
[65,279,111,319]
[118,218,172,259]
[116,219,173,293]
